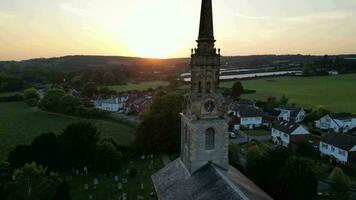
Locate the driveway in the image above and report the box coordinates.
[231,130,271,144]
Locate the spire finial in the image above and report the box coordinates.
[198,0,214,42]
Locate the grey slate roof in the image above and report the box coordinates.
[239,107,263,118]
[152,159,273,200]
[272,121,304,135]
[329,113,354,121]
[321,133,356,151]
[277,106,302,118]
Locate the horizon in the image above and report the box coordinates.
[1,0,356,61]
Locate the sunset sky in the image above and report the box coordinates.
[1,0,356,60]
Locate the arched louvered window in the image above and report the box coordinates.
[198,82,202,93]
[205,128,215,150]
[206,82,211,93]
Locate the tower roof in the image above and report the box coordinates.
[198,0,215,42]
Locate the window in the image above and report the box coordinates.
[205,128,215,150]
[206,82,211,93]
[198,82,202,93]
[339,150,346,156]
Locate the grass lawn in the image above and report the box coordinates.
[0,92,21,97]
[106,81,169,92]
[221,74,356,113]
[243,129,270,136]
[68,156,163,200]
[0,102,135,161]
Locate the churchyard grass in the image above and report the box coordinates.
[68,156,163,200]
[221,73,356,113]
[0,101,135,161]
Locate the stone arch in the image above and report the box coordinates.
[205,128,215,150]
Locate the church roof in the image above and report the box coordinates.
[152,159,273,200]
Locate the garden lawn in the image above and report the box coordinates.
[221,74,356,113]
[0,102,135,161]
[243,129,270,137]
[106,81,169,92]
[68,156,163,200]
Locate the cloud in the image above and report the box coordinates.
[59,3,92,17]
[234,9,353,22]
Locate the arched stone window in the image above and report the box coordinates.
[198,82,202,93]
[205,128,215,150]
[206,82,211,93]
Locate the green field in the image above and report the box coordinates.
[221,74,356,113]
[106,81,169,92]
[0,102,135,161]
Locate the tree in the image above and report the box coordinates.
[58,123,100,168]
[31,133,62,171]
[103,71,115,85]
[54,181,71,200]
[231,81,244,100]
[136,92,184,153]
[279,157,318,200]
[94,141,123,173]
[279,95,289,105]
[23,88,39,106]
[329,167,351,200]
[39,88,66,112]
[82,82,98,98]
[228,142,240,167]
[245,145,270,185]
[8,145,33,170]
[6,162,61,200]
[58,95,82,114]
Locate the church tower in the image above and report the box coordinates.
[181,0,228,174]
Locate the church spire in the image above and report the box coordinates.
[198,0,215,42]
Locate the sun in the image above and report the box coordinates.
[112,0,196,58]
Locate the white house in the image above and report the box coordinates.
[92,97,126,112]
[315,114,356,133]
[271,121,310,147]
[319,133,356,164]
[236,107,263,129]
[328,70,339,75]
[275,106,306,123]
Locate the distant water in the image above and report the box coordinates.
[182,70,302,82]
[180,68,255,77]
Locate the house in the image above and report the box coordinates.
[262,108,282,127]
[227,99,256,115]
[319,133,356,164]
[92,97,124,112]
[276,106,306,123]
[315,114,356,133]
[272,121,310,147]
[236,107,263,129]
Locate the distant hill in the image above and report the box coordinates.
[1,54,355,73]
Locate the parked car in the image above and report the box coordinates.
[229,132,237,139]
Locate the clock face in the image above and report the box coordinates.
[204,100,215,112]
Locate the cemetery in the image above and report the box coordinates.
[67,155,162,200]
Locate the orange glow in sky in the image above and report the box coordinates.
[1,0,356,60]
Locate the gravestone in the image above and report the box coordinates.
[137,195,144,200]
[94,178,99,185]
[88,194,93,200]
[84,184,89,190]
[117,182,122,190]
[114,175,119,182]
[140,184,144,190]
